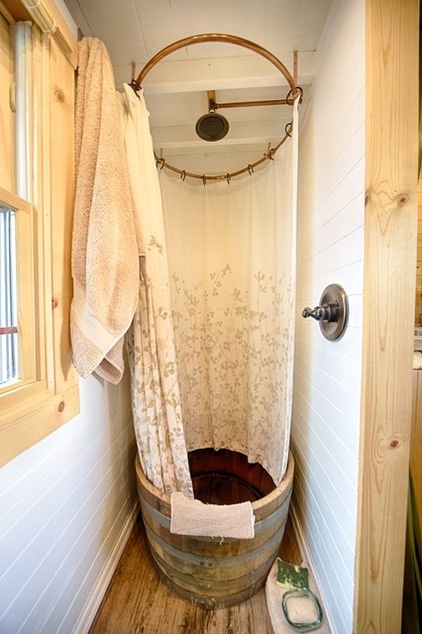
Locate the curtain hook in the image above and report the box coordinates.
[202,174,207,186]
[265,142,275,160]
[129,60,141,96]
[248,164,254,176]
[226,173,231,184]
[180,170,186,181]
[158,148,165,169]
[155,152,165,170]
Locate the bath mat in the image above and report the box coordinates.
[170,491,255,539]
[265,559,331,633]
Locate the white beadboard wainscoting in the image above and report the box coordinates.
[291,0,365,633]
[0,373,138,634]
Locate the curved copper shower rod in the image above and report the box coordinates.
[131,33,301,182]
[133,33,298,94]
[154,123,293,183]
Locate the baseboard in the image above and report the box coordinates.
[72,500,140,634]
[289,501,334,633]
[288,500,308,562]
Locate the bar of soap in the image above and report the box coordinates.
[284,593,319,623]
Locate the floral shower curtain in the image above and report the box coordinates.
[117,84,193,497]
[118,78,298,491]
[160,100,298,484]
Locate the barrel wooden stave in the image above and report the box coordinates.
[138,493,290,557]
[144,514,286,582]
[135,450,294,609]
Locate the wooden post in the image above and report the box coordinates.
[355,0,419,631]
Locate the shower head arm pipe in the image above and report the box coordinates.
[134,33,299,97]
[132,34,300,182]
[209,94,301,110]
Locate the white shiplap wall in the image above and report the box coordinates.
[0,373,138,634]
[291,0,365,632]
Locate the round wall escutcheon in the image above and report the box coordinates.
[301,284,349,341]
[319,284,348,341]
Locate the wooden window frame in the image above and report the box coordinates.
[0,0,79,466]
[0,188,37,388]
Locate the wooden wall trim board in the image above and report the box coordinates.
[416,179,422,324]
[355,0,419,631]
[411,370,422,527]
[38,0,78,67]
[49,34,79,392]
[1,0,77,67]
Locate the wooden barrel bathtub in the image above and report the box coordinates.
[135,448,294,609]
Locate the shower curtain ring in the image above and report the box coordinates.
[265,143,275,160]
[202,174,207,186]
[248,164,254,175]
[285,121,293,137]
[286,86,303,105]
[226,173,231,184]
[180,170,186,181]
[154,151,166,170]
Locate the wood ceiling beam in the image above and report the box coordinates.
[114,51,315,94]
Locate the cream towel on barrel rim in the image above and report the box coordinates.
[71,37,140,384]
[170,492,255,539]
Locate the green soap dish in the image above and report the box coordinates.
[281,588,323,632]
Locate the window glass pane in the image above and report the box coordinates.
[0,204,18,384]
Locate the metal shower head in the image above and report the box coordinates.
[195,90,229,142]
[195,111,229,142]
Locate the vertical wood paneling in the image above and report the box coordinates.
[49,35,79,393]
[355,1,419,631]
[411,370,422,527]
[415,179,422,324]
[292,1,365,632]
[0,13,14,192]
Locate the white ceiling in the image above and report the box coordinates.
[63,0,333,176]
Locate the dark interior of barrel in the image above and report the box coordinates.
[188,448,276,505]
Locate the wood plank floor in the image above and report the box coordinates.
[89,512,301,634]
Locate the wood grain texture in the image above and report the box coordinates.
[411,371,422,527]
[414,178,422,325]
[89,513,301,634]
[355,0,419,631]
[0,9,79,468]
[49,35,79,393]
[135,451,294,609]
[0,13,14,192]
